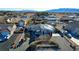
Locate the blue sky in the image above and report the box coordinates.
[0,0,79,11]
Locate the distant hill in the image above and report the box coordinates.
[46,8,79,13]
[0,8,79,13]
[15,10,37,12]
[0,8,37,12]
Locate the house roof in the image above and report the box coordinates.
[64,21,79,39]
[27,24,55,32]
[0,24,13,32]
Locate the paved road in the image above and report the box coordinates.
[50,36,73,51]
[9,38,30,51]
[0,34,74,51]
[10,36,74,51]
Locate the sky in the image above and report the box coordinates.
[0,0,79,11]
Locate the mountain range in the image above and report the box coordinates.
[45,8,79,13]
[0,8,79,13]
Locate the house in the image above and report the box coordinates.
[0,24,16,42]
[60,15,74,23]
[25,24,55,44]
[44,15,59,25]
[63,21,79,50]
[6,17,20,23]
[0,16,6,24]
[20,16,32,26]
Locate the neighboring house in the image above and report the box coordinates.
[63,21,79,39]
[0,24,16,42]
[7,16,32,26]
[74,17,79,21]
[0,16,6,24]
[21,16,29,20]
[17,20,25,28]
[20,16,32,26]
[45,15,59,21]
[63,21,79,49]
[74,16,79,21]
[60,15,74,23]
[6,17,20,23]
[55,13,66,19]
[44,15,59,25]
